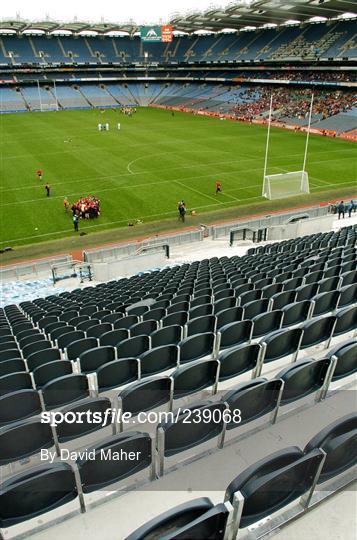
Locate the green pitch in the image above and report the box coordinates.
[0,107,356,248]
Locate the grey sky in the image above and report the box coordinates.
[3,0,234,24]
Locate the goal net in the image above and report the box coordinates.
[262,171,310,200]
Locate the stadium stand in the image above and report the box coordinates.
[0,223,356,538]
[0,19,356,66]
[0,87,27,112]
[0,2,356,538]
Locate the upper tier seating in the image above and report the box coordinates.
[0,20,356,67]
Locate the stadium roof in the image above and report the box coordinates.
[0,0,356,35]
[170,0,357,32]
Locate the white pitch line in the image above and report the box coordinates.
[1,168,356,208]
[0,168,268,207]
[0,195,263,244]
[126,148,234,175]
[174,179,226,206]
[1,148,355,194]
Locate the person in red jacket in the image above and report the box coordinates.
[37,169,43,180]
[215,180,222,194]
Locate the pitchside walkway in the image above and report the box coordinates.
[1,213,356,306]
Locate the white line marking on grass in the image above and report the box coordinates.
[175,180,226,205]
[0,195,263,244]
[1,151,355,194]
[126,148,234,175]
[0,169,269,206]
[2,169,356,207]
[2,154,260,193]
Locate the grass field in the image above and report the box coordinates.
[0,107,356,250]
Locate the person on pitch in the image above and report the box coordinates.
[178,201,186,223]
[37,169,43,180]
[215,180,222,194]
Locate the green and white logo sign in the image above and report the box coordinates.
[140,26,162,42]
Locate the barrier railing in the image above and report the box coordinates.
[211,205,329,240]
[0,255,73,283]
[83,229,203,264]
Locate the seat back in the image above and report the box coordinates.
[140,345,178,377]
[334,306,357,336]
[120,376,171,415]
[216,306,243,329]
[99,328,129,347]
[0,463,78,527]
[79,346,116,373]
[41,374,89,409]
[223,378,283,429]
[86,323,113,339]
[0,372,33,397]
[185,315,216,338]
[300,316,336,349]
[218,343,261,382]
[277,358,330,405]
[329,341,357,381]
[150,325,183,348]
[0,359,26,377]
[261,328,303,363]
[304,413,357,483]
[281,301,312,327]
[56,397,112,443]
[97,358,139,392]
[26,348,61,371]
[125,498,229,540]
[66,337,98,361]
[77,432,152,493]
[57,330,85,350]
[172,359,219,400]
[0,418,54,466]
[178,333,215,364]
[225,447,324,529]
[116,335,150,359]
[32,360,73,388]
[0,389,42,427]
[252,310,283,339]
[218,320,253,351]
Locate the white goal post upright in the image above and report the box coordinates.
[37,80,43,113]
[302,92,314,173]
[263,93,273,186]
[53,80,59,112]
[262,93,314,200]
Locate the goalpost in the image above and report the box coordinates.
[37,80,59,112]
[262,93,314,200]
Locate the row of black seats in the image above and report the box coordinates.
[2,275,356,343]
[0,338,355,460]
[127,416,356,538]
[1,309,356,409]
[9,253,356,328]
[1,288,355,368]
[249,225,356,255]
[0,413,355,539]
